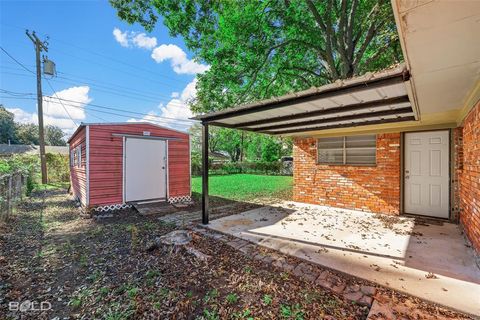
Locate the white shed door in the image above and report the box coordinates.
[125,138,166,202]
[404,131,449,218]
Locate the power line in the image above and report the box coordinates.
[0,22,188,85]
[50,37,187,85]
[0,46,35,74]
[2,66,194,109]
[0,94,195,127]
[0,95,189,127]
[0,46,197,125]
[0,23,206,100]
[51,96,196,124]
[1,88,196,124]
[44,78,79,127]
[2,61,188,104]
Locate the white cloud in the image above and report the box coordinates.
[44,86,91,121]
[7,108,37,124]
[113,27,157,49]
[151,44,210,74]
[7,86,92,136]
[170,92,179,98]
[127,79,198,131]
[113,28,208,74]
[113,28,129,47]
[132,33,157,49]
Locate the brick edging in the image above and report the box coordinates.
[192,225,377,307]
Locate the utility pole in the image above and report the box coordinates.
[26,30,48,184]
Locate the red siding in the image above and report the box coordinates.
[69,126,87,206]
[88,124,190,207]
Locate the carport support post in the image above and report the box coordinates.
[202,123,209,224]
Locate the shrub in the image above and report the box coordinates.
[191,151,202,176]
[45,153,69,183]
[207,160,287,176]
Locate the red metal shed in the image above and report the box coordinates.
[67,122,191,211]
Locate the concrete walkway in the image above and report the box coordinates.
[207,201,480,316]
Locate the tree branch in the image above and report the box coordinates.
[352,1,384,68]
[306,0,338,79]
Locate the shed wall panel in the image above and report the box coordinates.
[69,126,87,206]
[88,124,190,207]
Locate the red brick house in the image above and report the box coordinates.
[194,1,480,255]
[68,123,191,211]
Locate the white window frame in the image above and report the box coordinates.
[317,135,377,166]
[70,145,82,168]
[76,145,82,168]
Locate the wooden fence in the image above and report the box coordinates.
[0,172,25,220]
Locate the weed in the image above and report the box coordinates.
[142,221,156,231]
[202,308,219,320]
[129,225,139,252]
[145,269,160,286]
[104,302,135,320]
[279,304,304,320]
[262,294,272,306]
[127,287,139,298]
[158,287,170,300]
[203,289,219,303]
[225,293,238,304]
[69,288,92,309]
[114,283,131,296]
[146,269,160,279]
[232,309,253,320]
[244,266,252,274]
[69,296,82,308]
[100,286,109,297]
[79,254,88,267]
[87,270,103,282]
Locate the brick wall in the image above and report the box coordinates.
[293,133,401,214]
[452,127,463,223]
[459,101,480,252]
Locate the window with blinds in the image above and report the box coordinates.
[317,135,376,165]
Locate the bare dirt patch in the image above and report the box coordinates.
[1,190,367,319]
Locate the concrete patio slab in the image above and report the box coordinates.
[207,201,480,316]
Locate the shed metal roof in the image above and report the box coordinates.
[192,64,416,136]
[67,122,189,143]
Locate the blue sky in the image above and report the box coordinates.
[0,0,204,135]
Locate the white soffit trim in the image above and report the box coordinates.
[392,0,480,118]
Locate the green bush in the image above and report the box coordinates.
[0,154,39,176]
[208,161,285,176]
[191,151,202,176]
[45,153,69,183]
[0,153,69,187]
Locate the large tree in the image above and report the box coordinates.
[14,123,66,146]
[110,0,402,114]
[15,123,39,145]
[0,105,17,144]
[45,125,67,146]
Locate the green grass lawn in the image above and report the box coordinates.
[191,174,292,201]
[34,182,70,191]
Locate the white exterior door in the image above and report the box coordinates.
[125,138,167,202]
[404,131,449,218]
